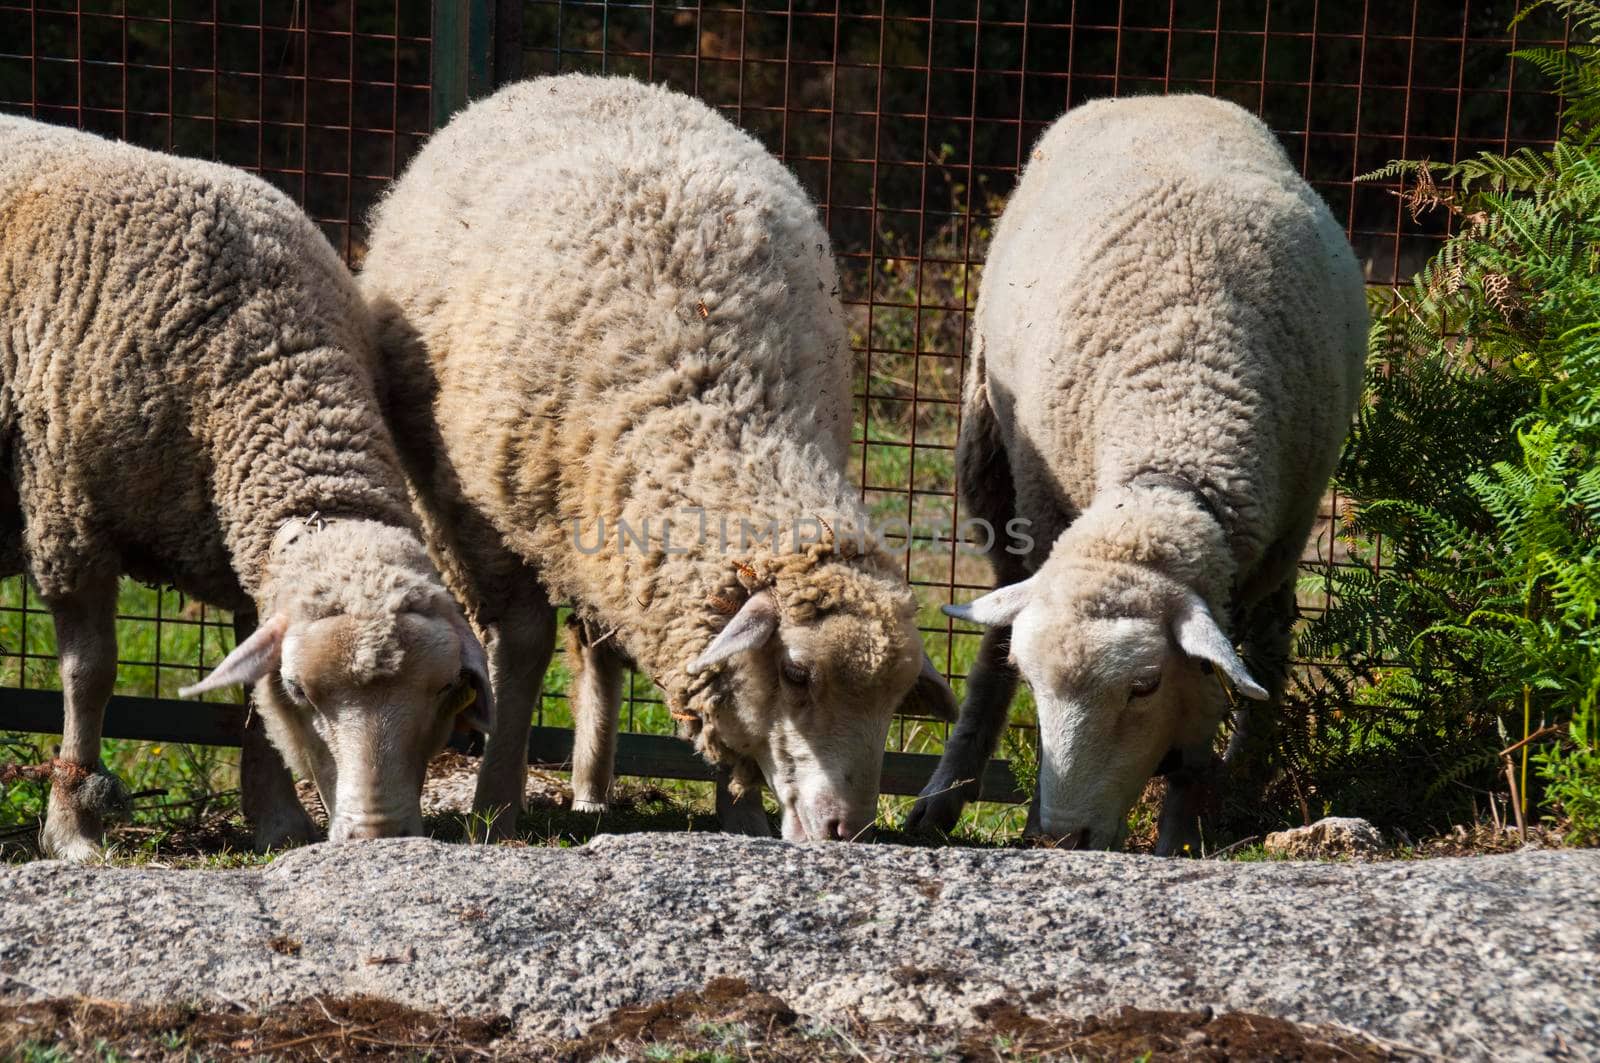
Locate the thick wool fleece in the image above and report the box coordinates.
[269,521,456,682]
[362,75,912,757]
[0,116,420,611]
[965,95,1369,617]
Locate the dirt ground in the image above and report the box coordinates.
[0,979,1407,1061]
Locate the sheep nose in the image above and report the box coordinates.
[827,817,873,842]
[331,815,418,842]
[342,822,389,841]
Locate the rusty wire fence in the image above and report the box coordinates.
[0,1,1572,812]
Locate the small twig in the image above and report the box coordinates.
[1502,755,1528,842]
[1209,834,1262,859]
[261,1023,381,1052]
[910,776,976,804]
[310,994,340,1027]
[0,818,43,840]
[833,1024,879,1063]
[1287,765,1312,827]
[1498,724,1562,759]
[348,1035,494,1058]
[137,788,242,814]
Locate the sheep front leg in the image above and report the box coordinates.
[1157,577,1295,854]
[715,763,773,836]
[40,577,122,862]
[906,624,1019,833]
[234,610,317,850]
[567,620,624,813]
[472,595,557,841]
[1223,580,1295,784]
[1153,752,1220,856]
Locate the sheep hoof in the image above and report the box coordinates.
[571,799,608,814]
[252,811,318,853]
[43,834,103,863]
[905,786,967,835]
[41,777,112,862]
[40,813,103,864]
[718,802,774,837]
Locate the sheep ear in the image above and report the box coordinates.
[1173,592,1269,701]
[687,591,779,675]
[898,651,960,722]
[942,576,1037,627]
[447,610,494,733]
[179,614,289,697]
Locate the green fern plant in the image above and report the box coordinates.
[1290,0,1600,842]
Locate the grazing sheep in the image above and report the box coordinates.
[0,115,492,859]
[908,95,1368,852]
[361,74,956,842]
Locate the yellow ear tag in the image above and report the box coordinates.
[444,680,478,717]
[1212,668,1240,708]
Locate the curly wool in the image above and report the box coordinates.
[0,116,421,612]
[683,538,915,766]
[972,95,1369,617]
[270,520,457,680]
[362,75,913,756]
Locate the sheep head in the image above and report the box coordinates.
[946,557,1266,851]
[181,520,491,842]
[686,562,956,842]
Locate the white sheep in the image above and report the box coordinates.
[361,74,956,842]
[908,95,1369,852]
[0,115,493,859]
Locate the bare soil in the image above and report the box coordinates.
[0,980,1407,1061]
[0,995,511,1060]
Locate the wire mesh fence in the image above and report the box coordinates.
[0,0,435,720]
[0,1,1573,802]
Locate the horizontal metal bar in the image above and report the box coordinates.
[0,688,248,748]
[0,690,1026,805]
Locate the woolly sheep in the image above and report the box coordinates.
[361,74,956,842]
[0,115,493,859]
[908,95,1368,852]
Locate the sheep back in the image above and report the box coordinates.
[0,115,415,604]
[973,95,1368,592]
[363,75,873,700]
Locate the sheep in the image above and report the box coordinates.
[360,74,957,842]
[0,115,493,859]
[907,95,1369,853]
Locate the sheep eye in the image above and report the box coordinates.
[1129,674,1162,699]
[781,661,812,687]
[281,676,311,707]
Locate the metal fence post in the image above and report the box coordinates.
[494,1,526,90]
[432,0,497,130]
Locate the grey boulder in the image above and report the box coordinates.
[0,834,1594,1060]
